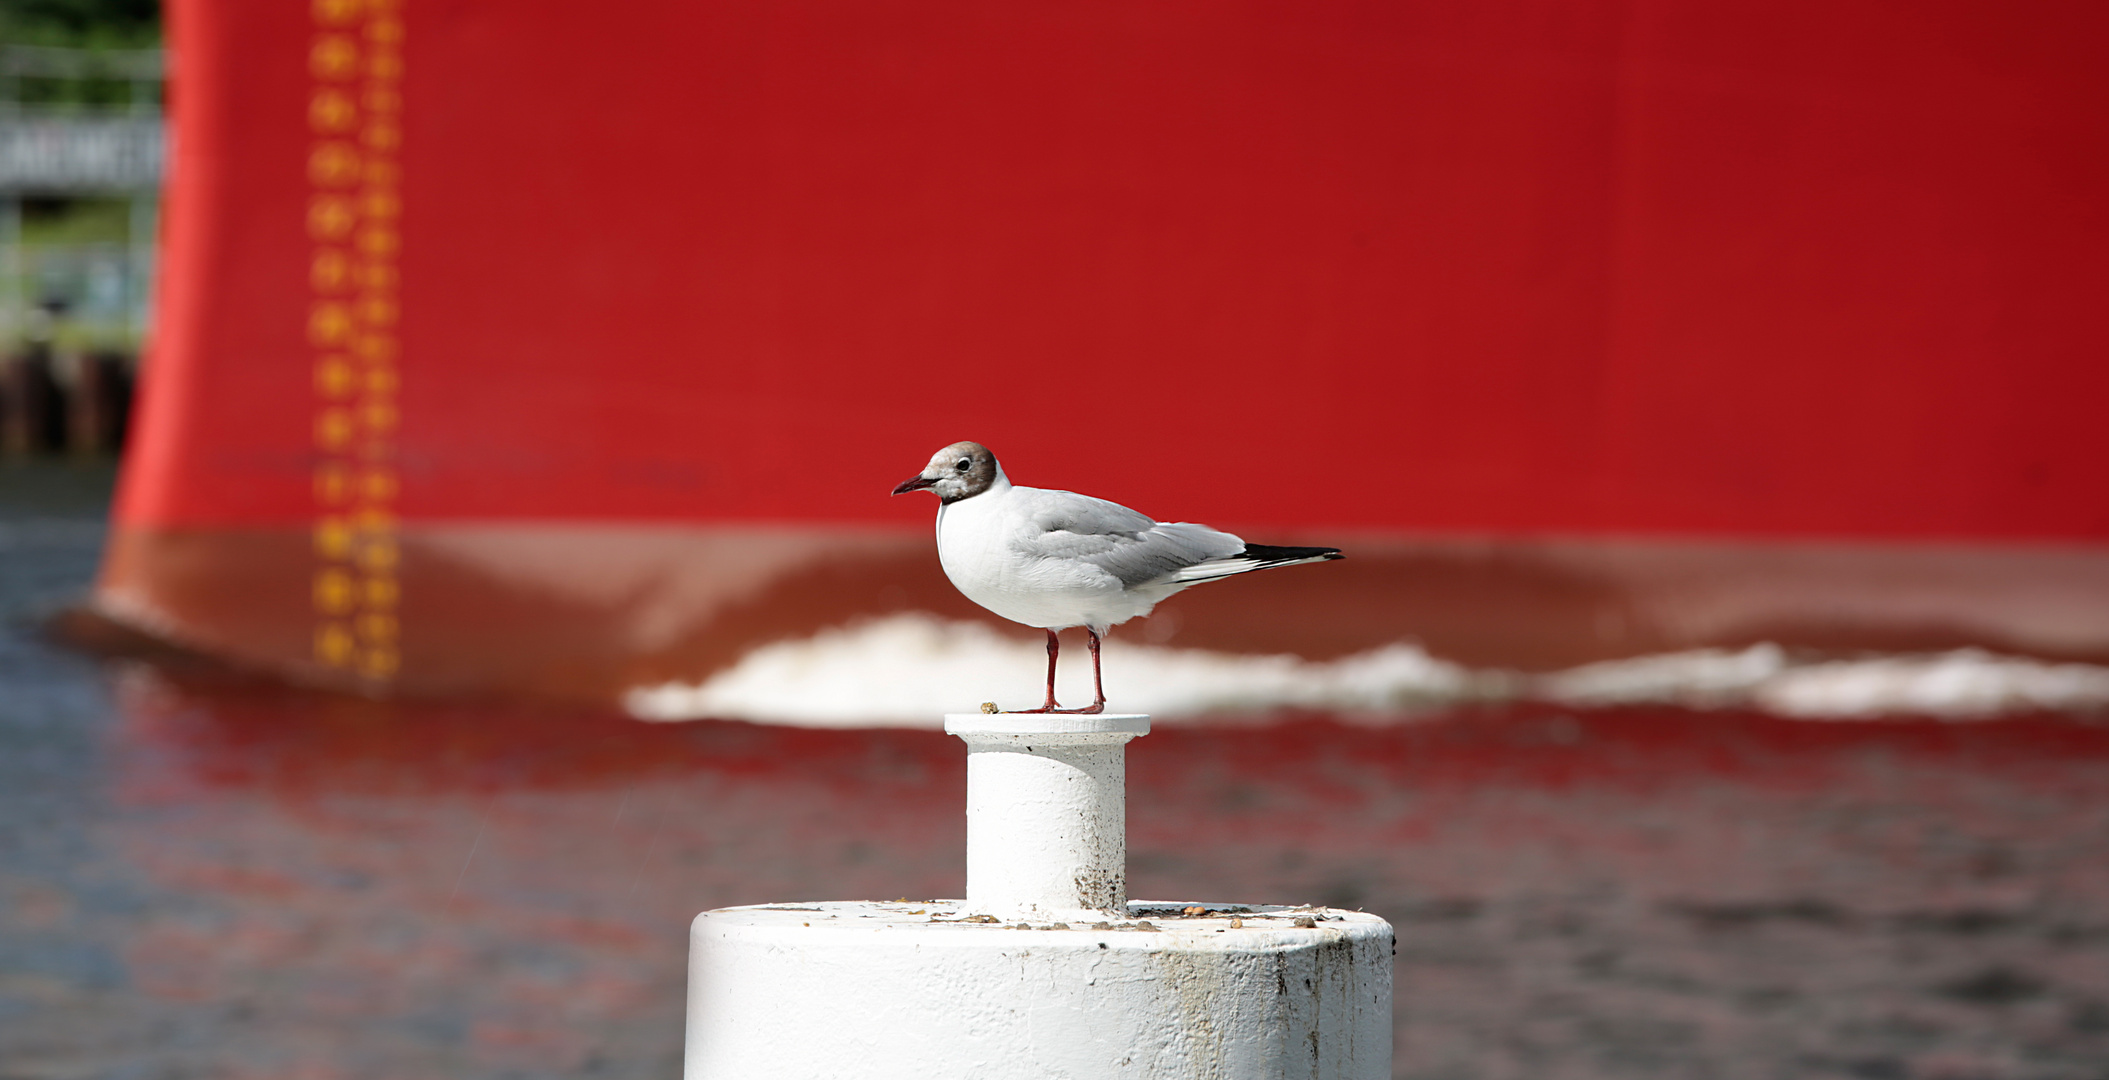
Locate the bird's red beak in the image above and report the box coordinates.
[892,475,938,495]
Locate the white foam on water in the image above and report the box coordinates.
[624,613,1497,727]
[1534,643,1789,709]
[1752,649,2109,719]
[623,614,2109,728]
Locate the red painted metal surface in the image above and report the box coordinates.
[118,0,2109,538]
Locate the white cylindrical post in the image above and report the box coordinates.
[686,712,1394,1079]
[950,712,1147,918]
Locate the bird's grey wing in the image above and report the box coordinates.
[1013,489,1244,589]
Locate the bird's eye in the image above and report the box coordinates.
[956,458,972,471]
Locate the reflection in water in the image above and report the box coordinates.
[99,669,963,1076]
[15,664,2107,1078]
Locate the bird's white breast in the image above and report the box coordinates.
[935,486,1158,631]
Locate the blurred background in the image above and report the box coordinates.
[4,0,2108,1077]
[0,0,157,459]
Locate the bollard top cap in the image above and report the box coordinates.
[944,713,1149,738]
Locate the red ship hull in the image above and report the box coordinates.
[101,0,2109,702]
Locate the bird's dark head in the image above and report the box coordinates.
[892,441,1001,503]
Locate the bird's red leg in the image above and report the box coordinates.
[1057,629,1107,715]
[1008,628,1063,713]
[1045,629,1064,711]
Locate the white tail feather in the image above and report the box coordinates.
[1170,553,1334,583]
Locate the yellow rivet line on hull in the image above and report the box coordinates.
[311,0,404,684]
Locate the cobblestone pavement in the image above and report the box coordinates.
[3,463,2107,1080]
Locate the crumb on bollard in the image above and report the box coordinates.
[980,702,1000,714]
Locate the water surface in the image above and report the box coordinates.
[4,462,2106,1079]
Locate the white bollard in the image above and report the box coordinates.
[686,713,1394,1079]
[954,712,1148,918]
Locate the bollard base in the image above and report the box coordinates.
[686,899,1393,1079]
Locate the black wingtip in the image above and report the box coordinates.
[1238,543,1345,563]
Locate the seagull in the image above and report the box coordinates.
[892,441,1343,714]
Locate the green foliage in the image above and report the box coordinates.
[21,197,134,246]
[0,0,160,48]
[0,1,163,109]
